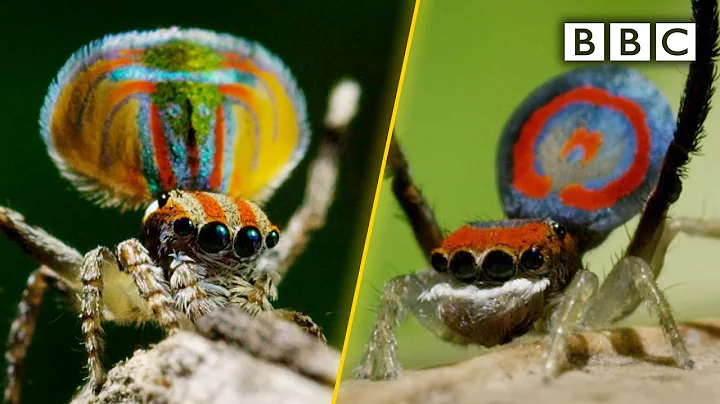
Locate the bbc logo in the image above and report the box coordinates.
[564,23,696,61]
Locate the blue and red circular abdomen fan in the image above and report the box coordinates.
[40,28,309,210]
[496,66,676,249]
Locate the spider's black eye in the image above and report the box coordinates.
[520,247,544,270]
[265,229,280,249]
[198,222,231,253]
[173,217,195,236]
[431,252,448,272]
[550,221,566,239]
[158,192,171,208]
[481,250,515,282]
[234,226,263,258]
[449,250,479,282]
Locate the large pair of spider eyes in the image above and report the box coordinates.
[431,247,544,282]
[172,217,279,257]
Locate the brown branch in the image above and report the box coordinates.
[71,307,340,404]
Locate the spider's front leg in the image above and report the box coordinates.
[275,309,328,343]
[574,218,720,372]
[588,218,720,326]
[355,270,483,380]
[541,269,599,380]
[355,137,467,380]
[543,218,720,379]
[354,270,436,380]
[1,206,84,403]
[80,239,180,389]
[542,242,710,381]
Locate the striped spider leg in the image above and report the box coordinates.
[355,0,719,381]
[1,28,360,403]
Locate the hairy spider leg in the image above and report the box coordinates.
[81,241,181,389]
[388,135,444,257]
[4,266,73,404]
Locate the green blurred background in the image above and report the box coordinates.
[0,1,413,402]
[343,0,720,379]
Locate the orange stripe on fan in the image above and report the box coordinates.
[220,53,261,74]
[150,104,177,190]
[217,84,259,109]
[109,81,156,107]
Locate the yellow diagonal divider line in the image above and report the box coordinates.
[331,0,423,401]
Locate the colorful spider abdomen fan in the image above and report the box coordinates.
[41,28,309,210]
[496,66,675,243]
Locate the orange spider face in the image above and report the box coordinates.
[141,189,280,273]
[430,219,580,291]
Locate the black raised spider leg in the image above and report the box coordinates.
[389,135,444,258]
[591,0,720,324]
[627,0,719,262]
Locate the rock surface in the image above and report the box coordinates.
[338,319,720,404]
[72,307,340,404]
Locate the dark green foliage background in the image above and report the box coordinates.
[0,1,413,401]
